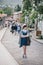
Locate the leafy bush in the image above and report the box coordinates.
[3,7,13,16]
[38,35,43,39]
[29,10,38,20]
[14,4,21,12]
[38,4,43,14]
[0,9,4,14]
[20,11,28,23]
[20,16,25,23]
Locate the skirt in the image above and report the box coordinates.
[20,37,30,47]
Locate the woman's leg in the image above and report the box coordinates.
[23,46,26,55]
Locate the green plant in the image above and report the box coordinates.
[14,4,21,12]
[23,0,32,11]
[38,5,43,14]
[0,9,4,14]
[20,16,25,23]
[29,10,38,20]
[38,35,43,39]
[3,6,13,16]
[20,10,28,23]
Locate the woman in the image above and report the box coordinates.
[20,24,30,58]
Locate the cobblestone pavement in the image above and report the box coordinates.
[2,28,43,65]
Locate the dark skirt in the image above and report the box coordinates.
[20,37,29,47]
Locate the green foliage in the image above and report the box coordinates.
[23,0,32,11]
[22,0,43,24]
[14,4,21,12]
[38,5,43,14]
[20,12,25,23]
[20,10,25,23]
[29,10,38,20]
[28,7,32,13]
[34,0,41,5]
[20,16,25,23]
[0,9,4,14]
[3,7,13,16]
[38,35,43,39]
[23,10,28,16]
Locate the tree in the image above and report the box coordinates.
[38,4,43,14]
[22,0,43,24]
[20,10,28,23]
[33,0,43,6]
[34,0,41,5]
[0,9,4,14]
[3,6,13,16]
[23,0,32,11]
[14,4,21,12]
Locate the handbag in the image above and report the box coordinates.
[27,37,31,45]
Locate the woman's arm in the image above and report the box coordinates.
[20,35,28,38]
[20,34,29,38]
[20,30,30,38]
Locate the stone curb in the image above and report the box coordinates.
[30,30,43,44]
[32,36,43,44]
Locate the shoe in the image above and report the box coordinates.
[23,55,27,58]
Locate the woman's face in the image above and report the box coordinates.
[24,26,27,30]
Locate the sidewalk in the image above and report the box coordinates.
[0,28,19,65]
[31,30,43,44]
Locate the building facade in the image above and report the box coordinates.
[13,11,22,22]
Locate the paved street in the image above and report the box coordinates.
[2,28,43,65]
